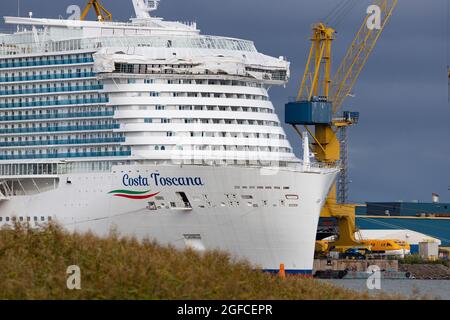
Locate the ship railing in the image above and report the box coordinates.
[0,159,339,178]
[0,35,257,57]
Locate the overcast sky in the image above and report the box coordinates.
[1,0,449,203]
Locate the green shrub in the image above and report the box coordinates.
[399,254,448,267]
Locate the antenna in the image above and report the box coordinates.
[16,0,20,32]
[132,0,160,19]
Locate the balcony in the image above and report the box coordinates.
[0,85,103,96]
[0,124,119,134]
[0,72,96,83]
[0,137,125,147]
[0,111,114,122]
[0,150,131,160]
[0,57,94,69]
[0,97,109,109]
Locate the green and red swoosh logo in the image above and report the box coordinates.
[108,189,160,200]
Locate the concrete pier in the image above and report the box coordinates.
[313,259,399,273]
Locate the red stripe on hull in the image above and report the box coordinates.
[113,192,160,200]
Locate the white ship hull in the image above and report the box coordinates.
[0,165,336,274]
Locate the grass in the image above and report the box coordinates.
[0,223,400,300]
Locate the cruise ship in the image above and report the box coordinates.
[0,0,338,275]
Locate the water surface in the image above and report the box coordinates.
[322,279,450,299]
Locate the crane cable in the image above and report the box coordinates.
[323,0,351,25]
[324,0,360,28]
[332,0,359,28]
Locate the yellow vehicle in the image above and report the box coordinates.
[315,240,329,253]
[360,239,410,257]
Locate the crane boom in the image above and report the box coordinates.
[331,0,398,113]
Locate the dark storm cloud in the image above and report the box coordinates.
[1,0,449,202]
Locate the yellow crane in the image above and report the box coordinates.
[80,0,112,22]
[286,0,398,251]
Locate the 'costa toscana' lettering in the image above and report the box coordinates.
[122,174,149,187]
[150,173,204,187]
